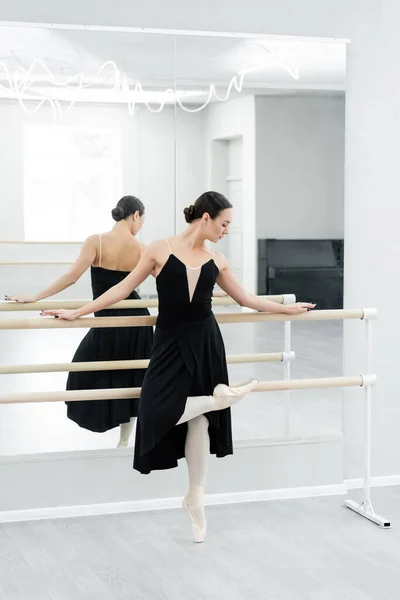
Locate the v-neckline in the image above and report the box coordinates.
[171,255,210,303]
[156,255,214,302]
[170,253,213,270]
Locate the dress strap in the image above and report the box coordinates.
[98,234,102,268]
[164,238,172,255]
[210,248,215,261]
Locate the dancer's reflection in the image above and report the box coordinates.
[6,195,153,448]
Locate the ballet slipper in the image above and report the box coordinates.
[183,487,207,543]
[212,378,258,410]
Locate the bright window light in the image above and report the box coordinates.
[23,125,123,241]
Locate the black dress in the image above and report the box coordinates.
[133,249,232,474]
[66,266,154,432]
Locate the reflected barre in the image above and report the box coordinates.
[0,352,287,375]
[0,294,293,311]
[0,261,74,265]
[0,240,83,244]
[0,308,376,330]
[0,375,371,404]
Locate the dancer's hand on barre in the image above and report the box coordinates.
[283,302,316,314]
[40,309,80,320]
[5,294,38,303]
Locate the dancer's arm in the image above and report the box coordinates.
[5,236,98,303]
[40,245,157,320]
[216,255,315,314]
[141,244,157,278]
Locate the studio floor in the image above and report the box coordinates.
[0,485,397,600]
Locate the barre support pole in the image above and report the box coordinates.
[344,314,391,528]
[283,320,292,435]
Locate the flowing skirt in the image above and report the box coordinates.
[134,313,232,474]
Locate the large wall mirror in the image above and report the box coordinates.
[174,34,346,442]
[0,26,346,456]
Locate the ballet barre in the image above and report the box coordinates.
[0,352,288,375]
[0,305,389,530]
[0,240,83,244]
[0,261,74,265]
[0,309,373,330]
[0,294,293,311]
[0,375,372,404]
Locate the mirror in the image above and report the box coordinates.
[174,35,346,442]
[0,26,176,454]
[0,28,346,457]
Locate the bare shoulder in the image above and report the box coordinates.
[85,234,99,244]
[82,234,100,250]
[143,239,169,257]
[213,250,228,270]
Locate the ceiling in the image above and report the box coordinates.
[0,25,347,106]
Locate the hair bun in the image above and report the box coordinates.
[111,206,125,221]
[183,204,195,223]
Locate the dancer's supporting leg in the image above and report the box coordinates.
[183,415,209,543]
[117,417,136,448]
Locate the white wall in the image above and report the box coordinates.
[205,95,256,292]
[135,106,175,245]
[175,109,207,234]
[255,94,345,240]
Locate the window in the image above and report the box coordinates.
[23,126,123,241]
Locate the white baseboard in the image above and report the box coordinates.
[0,483,346,524]
[345,474,400,490]
[4,475,397,524]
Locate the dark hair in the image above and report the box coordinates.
[183,191,232,223]
[111,195,145,222]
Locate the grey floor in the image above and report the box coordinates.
[0,486,398,599]
[0,313,345,455]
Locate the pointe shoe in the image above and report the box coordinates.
[212,378,258,409]
[183,496,207,543]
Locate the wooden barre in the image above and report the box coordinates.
[0,376,364,404]
[0,261,74,265]
[0,241,83,244]
[0,309,367,330]
[0,353,284,375]
[0,295,285,311]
